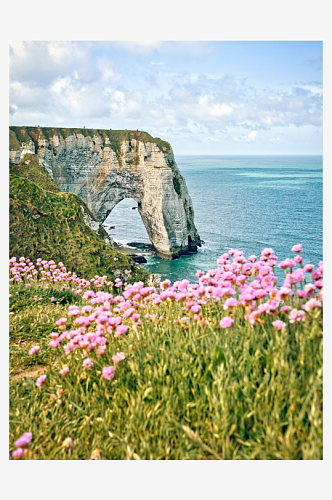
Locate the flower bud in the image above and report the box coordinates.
[62,437,73,451]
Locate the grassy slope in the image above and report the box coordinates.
[9,279,323,460]
[9,154,149,283]
[10,154,61,193]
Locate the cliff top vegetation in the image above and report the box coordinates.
[9,126,171,155]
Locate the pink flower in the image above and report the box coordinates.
[96,345,106,356]
[223,298,240,309]
[254,289,267,299]
[49,340,60,348]
[81,305,93,314]
[114,325,128,337]
[290,268,305,283]
[68,308,80,317]
[112,352,126,363]
[279,259,295,270]
[82,358,94,370]
[160,279,171,290]
[191,305,201,313]
[304,264,314,273]
[60,365,69,376]
[289,309,306,323]
[294,255,303,264]
[124,308,135,318]
[51,297,55,302]
[101,366,115,380]
[292,244,302,253]
[277,287,293,300]
[219,317,233,328]
[56,317,67,326]
[14,432,32,448]
[29,345,40,355]
[64,342,75,354]
[240,291,255,304]
[312,268,323,281]
[12,448,27,460]
[36,375,46,387]
[272,320,287,331]
[75,316,90,327]
[302,299,322,312]
[261,248,275,257]
[304,284,316,296]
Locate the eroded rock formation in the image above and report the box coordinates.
[9,127,201,259]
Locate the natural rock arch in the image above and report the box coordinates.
[9,128,201,259]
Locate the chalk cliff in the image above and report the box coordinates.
[9,127,201,259]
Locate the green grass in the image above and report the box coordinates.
[10,154,60,193]
[9,284,82,377]
[9,279,322,460]
[9,129,22,151]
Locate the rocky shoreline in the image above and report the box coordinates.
[113,241,154,263]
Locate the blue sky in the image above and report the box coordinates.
[9,41,322,154]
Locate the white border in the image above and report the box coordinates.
[1,0,330,497]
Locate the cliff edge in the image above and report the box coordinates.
[10,127,201,259]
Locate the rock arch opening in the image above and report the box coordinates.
[103,198,151,248]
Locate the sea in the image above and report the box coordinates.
[104,156,323,285]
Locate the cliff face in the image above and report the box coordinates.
[9,127,201,259]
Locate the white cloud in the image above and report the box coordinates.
[295,83,322,95]
[234,131,258,142]
[97,57,121,82]
[10,41,97,86]
[51,77,71,95]
[9,43,322,146]
[203,136,219,142]
[247,131,258,141]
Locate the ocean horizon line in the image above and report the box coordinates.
[174,153,323,157]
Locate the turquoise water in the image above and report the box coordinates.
[105,156,323,285]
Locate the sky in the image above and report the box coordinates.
[9,41,323,155]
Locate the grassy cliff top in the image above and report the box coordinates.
[9,126,171,154]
